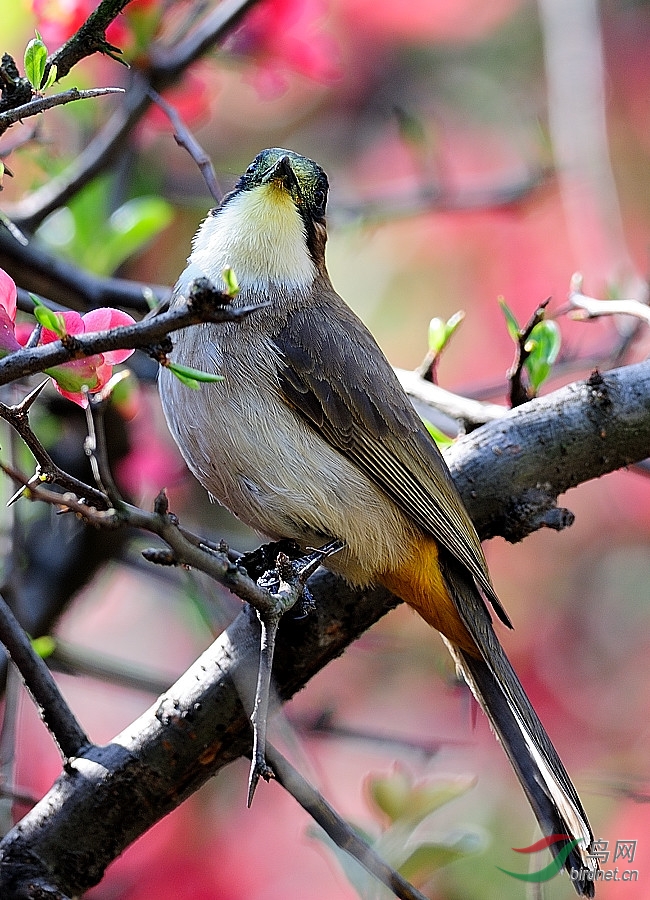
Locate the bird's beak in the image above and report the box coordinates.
[261,155,300,194]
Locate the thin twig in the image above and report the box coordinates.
[148,0,260,76]
[0,280,266,388]
[0,592,90,759]
[394,368,506,430]
[0,464,279,619]
[0,385,109,509]
[569,273,650,324]
[6,0,262,229]
[0,88,124,135]
[506,299,551,407]
[46,0,136,81]
[148,88,222,202]
[266,744,431,900]
[84,395,125,506]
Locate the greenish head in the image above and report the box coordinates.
[198,149,331,286]
[229,148,329,227]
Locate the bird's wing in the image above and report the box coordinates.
[273,295,510,626]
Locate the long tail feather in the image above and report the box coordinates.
[438,553,597,897]
[447,640,597,897]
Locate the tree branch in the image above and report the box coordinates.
[0,359,649,896]
[0,279,263,388]
[0,226,169,313]
[448,363,650,541]
[0,88,124,135]
[46,0,136,82]
[5,0,261,230]
[0,592,89,760]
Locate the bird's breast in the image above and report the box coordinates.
[159,317,415,585]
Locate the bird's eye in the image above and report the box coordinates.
[245,163,256,176]
[313,189,327,213]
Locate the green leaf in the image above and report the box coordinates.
[368,768,413,822]
[30,294,66,336]
[524,319,561,392]
[103,197,174,274]
[31,635,56,659]
[166,361,224,390]
[428,317,448,355]
[423,419,454,448]
[34,180,174,277]
[24,33,48,89]
[42,62,57,91]
[498,297,521,343]
[399,833,481,883]
[368,770,475,828]
[428,310,464,355]
[222,266,240,298]
[401,777,476,827]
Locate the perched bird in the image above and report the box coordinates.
[159,148,597,895]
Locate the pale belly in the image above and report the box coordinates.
[158,324,413,585]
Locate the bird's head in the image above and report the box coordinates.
[185,149,330,296]
[230,148,329,233]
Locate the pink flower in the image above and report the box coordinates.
[32,0,160,53]
[39,308,136,407]
[31,0,91,49]
[226,0,341,98]
[0,270,21,355]
[0,268,136,408]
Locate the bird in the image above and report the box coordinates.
[158,147,597,895]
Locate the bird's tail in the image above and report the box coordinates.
[447,638,597,897]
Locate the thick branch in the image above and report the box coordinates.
[0,226,169,313]
[0,360,649,895]
[448,364,650,541]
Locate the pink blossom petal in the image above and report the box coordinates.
[0,269,17,320]
[15,323,37,347]
[82,308,136,365]
[52,386,90,408]
[40,310,84,345]
[81,308,131,331]
[102,347,135,366]
[0,309,21,354]
[93,360,114,391]
[46,355,103,399]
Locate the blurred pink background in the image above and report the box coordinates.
[3,0,650,897]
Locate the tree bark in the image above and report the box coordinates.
[0,360,649,897]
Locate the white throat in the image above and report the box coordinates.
[181,184,316,294]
